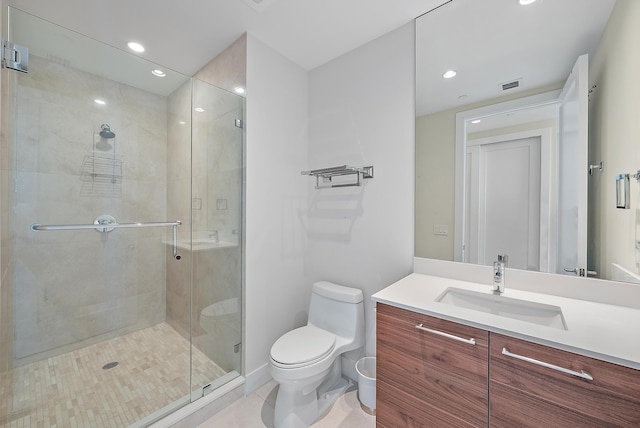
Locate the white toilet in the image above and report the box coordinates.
[269,281,365,428]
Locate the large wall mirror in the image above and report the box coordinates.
[416,0,640,284]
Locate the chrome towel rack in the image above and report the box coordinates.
[301,165,374,189]
[31,215,183,260]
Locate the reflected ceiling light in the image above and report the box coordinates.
[94,99,106,105]
[519,0,536,5]
[194,107,205,113]
[178,121,187,125]
[234,86,245,95]
[152,69,166,77]
[442,70,457,79]
[471,119,481,124]
[127,41,145,53]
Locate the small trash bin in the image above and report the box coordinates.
[356,356,376,415]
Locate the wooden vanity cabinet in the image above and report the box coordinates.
[376,304,640,427]
[376,303,489,427]
[490,333,640,427]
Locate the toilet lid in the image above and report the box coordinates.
[270,325,336,366]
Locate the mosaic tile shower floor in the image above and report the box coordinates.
[0,323,226,428]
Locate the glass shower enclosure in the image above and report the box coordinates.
[0,8,243,427]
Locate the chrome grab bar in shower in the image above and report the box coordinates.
[31,219,183,260]
[31,221,182,231]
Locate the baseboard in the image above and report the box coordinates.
[244,362,272,395]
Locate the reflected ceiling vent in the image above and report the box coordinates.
[501,78,522,91]
[242,0,278,12]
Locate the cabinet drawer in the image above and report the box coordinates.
[377,380,477,428]
[378,344,488,426]
[377,303,489,427]
[491,333,640,426]
[377,303,488,382]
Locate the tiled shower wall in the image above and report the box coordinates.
[11,55,169,365]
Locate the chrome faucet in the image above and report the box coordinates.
[493,254,508,294]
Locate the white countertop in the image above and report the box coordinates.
[372,273,640,370]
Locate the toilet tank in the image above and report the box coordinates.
[308,281,364,345]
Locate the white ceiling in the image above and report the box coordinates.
[467,103,558,135]
[416,0,616,116]
[8,0,447,75]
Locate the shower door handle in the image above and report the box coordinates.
[31,218,183,260]
[172,224,181,260]
[31,220,182,231]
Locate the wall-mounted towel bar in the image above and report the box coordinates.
[31,216,183,259]
[301,165,374,189]
[31,220,182,232]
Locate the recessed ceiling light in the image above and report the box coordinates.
[94,99,106,105]
[519,0,536,5]
[152,69,166,77]
[443,70,457,79]
[471,119,481,124]
[194,107,205,113]
[178,121,186,125]
[127,42,145,53]
[234,87,245,95]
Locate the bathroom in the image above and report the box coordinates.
[1,0,639,427]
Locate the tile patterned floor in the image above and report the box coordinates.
[0,323,226,428]
[198,380,376,428]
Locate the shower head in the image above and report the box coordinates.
[99,124,115,139]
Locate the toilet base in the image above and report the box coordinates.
[273,377,351,428]
[317,377,350,419]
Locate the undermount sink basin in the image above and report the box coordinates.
[435,287,567,330]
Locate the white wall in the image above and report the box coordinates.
[307,23,415,358]
[589,0,640,280]
[244,22,416,391]
[244,34,311,391]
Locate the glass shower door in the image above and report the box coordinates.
[1,8,197,427]
[188,79,244,397]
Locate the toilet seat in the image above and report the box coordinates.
[270,325,336,368]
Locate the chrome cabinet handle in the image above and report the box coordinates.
[502,347,593,381]
[415,324,476,346]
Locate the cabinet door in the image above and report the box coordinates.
[490,333,640,427]
[376,304,489,427]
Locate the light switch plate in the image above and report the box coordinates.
[433,224,449,236]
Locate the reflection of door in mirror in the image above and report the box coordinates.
[557,55,589,276]
[460,54,589,275]
[456,53,588,276]
[453,93,559,271]
[466,136,541,271]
